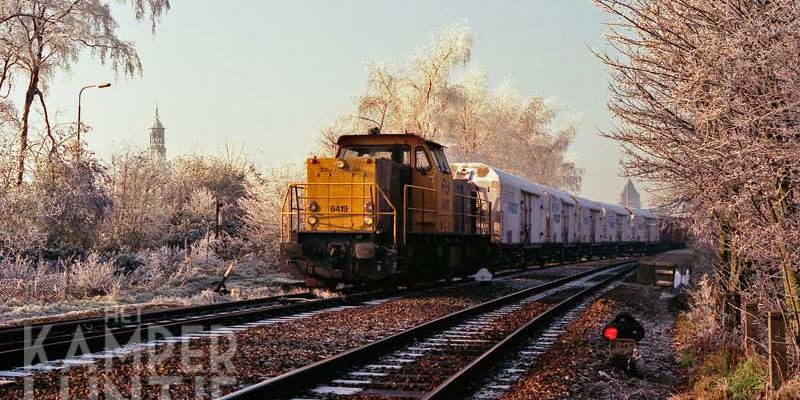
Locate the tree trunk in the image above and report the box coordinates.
[16,68,39,186]
[780,251,800,339]
[773,178,800,338]
[717,218,741,291]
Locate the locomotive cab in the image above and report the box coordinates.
[279,133,471,285]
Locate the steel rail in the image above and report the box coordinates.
[217,259,636,400]
[0,290,314,338]
[0,293,352,371]
[0,290,318,356]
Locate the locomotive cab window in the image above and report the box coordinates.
[337,145,410,165]
[415,147,432,171]
[431,147,451,174]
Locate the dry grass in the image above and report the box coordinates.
[778,376,800,399]
[0,239,292,325]
[675,275,731,361]
[68,254,122,299]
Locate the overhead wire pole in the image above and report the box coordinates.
[76,82,111,157]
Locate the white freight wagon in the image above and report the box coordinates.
[571,195,604,245]
[452,162,665,260]
[543,188,578,245]
[452,163,548,246]
[600,202,633,243]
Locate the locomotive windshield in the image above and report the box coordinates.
[337,145,411,165]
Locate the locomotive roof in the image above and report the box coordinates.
[337,133,445,149]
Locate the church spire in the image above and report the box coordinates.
[148,106,166,161]
[619,178,641,209]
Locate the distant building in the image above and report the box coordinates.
[148,107,166,160]
[619,178,641,209]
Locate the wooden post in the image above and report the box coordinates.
[62,263,70,300]
[743,303,758,355]
[768,312,788,392]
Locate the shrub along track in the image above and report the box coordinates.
[0,258,628,398]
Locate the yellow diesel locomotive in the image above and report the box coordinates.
[279,132,492,285]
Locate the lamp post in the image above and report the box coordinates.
[76,82,111,156]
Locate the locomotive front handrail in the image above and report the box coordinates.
[281,182,397,243]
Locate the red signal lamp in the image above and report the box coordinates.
[603,325,619,341]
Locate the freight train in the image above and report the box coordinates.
[279,132,684,286]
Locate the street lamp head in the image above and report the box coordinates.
[98,82,111,88]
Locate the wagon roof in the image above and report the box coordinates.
[544,188,577,205]
[600,202,631,216]
[451,163,548,195]
[626,206,658,219]
[570,195,602,210]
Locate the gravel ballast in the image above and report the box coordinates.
[501,282,686,400]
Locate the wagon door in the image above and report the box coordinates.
[520,197,528,244]
[521,192,536,245]
[589,210,597,244]
[544,194,553,243]
[572,205,580,243]
[562,202,570,244]
[530,192,544,244]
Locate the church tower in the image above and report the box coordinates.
[149,107,166,160]
[619,178,642,209]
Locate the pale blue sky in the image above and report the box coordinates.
[38,0,638,204]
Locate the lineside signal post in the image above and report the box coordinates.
[602,312,645,375]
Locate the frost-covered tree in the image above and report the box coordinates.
[352,23,472,141]
[239,163,303,258]
[445,68,490,161]
[323,22,582,192]
[0,0,170,185]
[595,0,800,325]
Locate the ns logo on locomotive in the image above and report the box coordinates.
[279,130,685,287]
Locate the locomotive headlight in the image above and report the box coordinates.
[307,216,319,226]
[308,201,319,212]
[335,159,346,169]
[364,201,374,213]
[363,216,374,226]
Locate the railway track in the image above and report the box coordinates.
[0,290,339,371]
[0,258,624,375]
[217,260,635,399]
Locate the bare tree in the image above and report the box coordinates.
[595,0,800,327]
[323,22,583,192]
[0,0,170,185]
